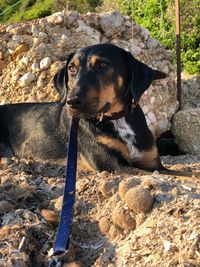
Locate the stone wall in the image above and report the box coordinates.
[0,11,178,136]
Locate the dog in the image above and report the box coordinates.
[0,44,167,172]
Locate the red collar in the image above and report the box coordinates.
[96,109,127,122]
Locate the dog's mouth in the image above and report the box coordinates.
[67,101,127,122]
[67,102,111,120]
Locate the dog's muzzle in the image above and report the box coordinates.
[67,95,83,109]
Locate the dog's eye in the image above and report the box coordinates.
[99,62,108,69]
[68,65,77,74]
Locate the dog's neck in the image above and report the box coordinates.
[95,100,138,123]
[95,109,127,122]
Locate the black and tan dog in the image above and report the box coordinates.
[0,44,167,172]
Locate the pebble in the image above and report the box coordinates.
[99,180,118,197]
[119,178,140,200]
[12,43,29,59]
[19,56,30,67]
[124,187,153,213]
[99,216,111,235]
[112,202,136,230]
[108,225,121,239]
[99,11,125,37]
[23,210,37,221]
[47,12,64,25]
[41,209,59,224]
[0,200,14,214]
[54,196,63,211]
[40,57,52,70]
[18,72,36,87]
[31,62,40,72]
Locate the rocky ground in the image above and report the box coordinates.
[0,11,200,267]
[0,155,200,267]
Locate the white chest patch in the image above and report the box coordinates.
[112,117,142,161]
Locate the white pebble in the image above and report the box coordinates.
[40,57,51,70]
[31,63,40,72]
[18,73,36,87]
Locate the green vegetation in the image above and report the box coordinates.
[0,0,52,22]
[0,0,199,74]
[98,0,199,74]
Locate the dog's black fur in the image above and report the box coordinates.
[0,44,167,172]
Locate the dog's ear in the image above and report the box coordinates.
[53,53,75,102]
[126,51,166,103]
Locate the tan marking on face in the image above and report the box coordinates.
[97,135,131,162]
[135,145,159,170]
[90,55,99,66]
[99,84,115,105]
[67,79,75,91]
[98,84,124,115]
[117,75,124,87]
[71,57,80,67]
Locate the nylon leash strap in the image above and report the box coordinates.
[49,117,80,266]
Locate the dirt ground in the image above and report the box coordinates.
[0,154,200,267]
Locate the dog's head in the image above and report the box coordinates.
[54,44,166,118]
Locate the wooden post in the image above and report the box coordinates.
[175,0,182,109]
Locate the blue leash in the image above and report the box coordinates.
[48,117,80,267]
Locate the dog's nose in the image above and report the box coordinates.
[67,96,83,109]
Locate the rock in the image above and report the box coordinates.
[31,24,39,34]
[37,78,45,88]
[99,180,118,197]
[12,43,29,60]
[31,63,40,73]
[6,25,24,35]
[41,209,59,224]
[47,12,64,25]
[112,201,136,230]
[118,178,140,200]
[0,200,14,214]
[172,108,200,154]
[83,12,100,28]
[49,25,71,37]
[54,196,63,211]
[23,210,37,221]
[76,24,101,42]
[19,56,30,67]
[123,24,141,40]
[108,225,122,239]
[18,73,36,87]
[140,28,150,41]
[129,42,142,55]
[99,11,125,37]
[99,216,111,235]
[65,10,79,28]
[146,38,159,49]
[37,90,48,100]
[181,74,200,109]
[40,57,52,70]
[124,187,153,213]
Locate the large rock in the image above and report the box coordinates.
[0,11,177,136]
[181,74,200,110]
[172,108,200,155]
